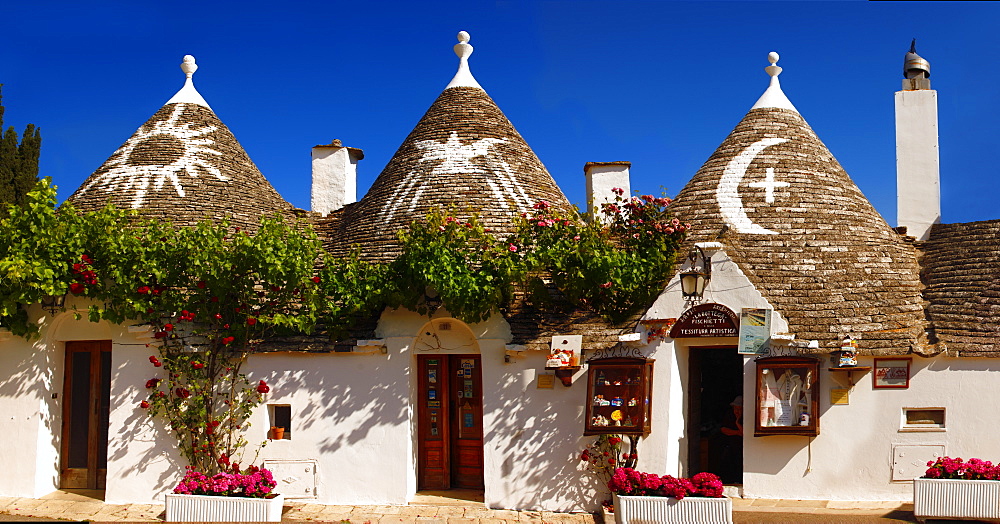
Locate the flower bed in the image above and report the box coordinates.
[915,457,1000,522]
[608,468,731,524]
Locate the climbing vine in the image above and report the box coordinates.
[0,181,688,473]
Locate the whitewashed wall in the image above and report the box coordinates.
[638,247,1000,502]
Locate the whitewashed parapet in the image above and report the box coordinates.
[354,339,387,354]
[618,332,647,346]
[128,324,154,340]
[504,344,526,361]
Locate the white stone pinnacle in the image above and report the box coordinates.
[165,54,212,109]
[751,51,797,112]
[445,30,484,90]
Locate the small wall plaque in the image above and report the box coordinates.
[537,374,555,389]
[874,358,911,389]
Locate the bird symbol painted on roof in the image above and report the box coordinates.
[380,131,533,223]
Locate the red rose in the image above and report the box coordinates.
[164,323,174,331]
[69,282,86,294]
[192,362,204,370]
[247,318,257,326]
[81,254,92,264]
[140,401,150,409]
[145,378,160,388]
[311,276,321,284]
[608,436,622,445]
[214,314,222,320]
[197,281,206,289]
[137,286,150,294]
[210,296,219,303]
[175,388,190,399]
[222,336,235,345]
[149,356,162,367]
[256,380,270,394]
[154,331,167,339]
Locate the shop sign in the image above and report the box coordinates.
[669,303,739,338]
[738,308,771,354]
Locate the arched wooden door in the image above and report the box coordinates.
[417,355,484,490]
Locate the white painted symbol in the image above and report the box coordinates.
[748,167,789,203]
[716,137,789,235]
[380,131,532,223]
[78,104,226,208]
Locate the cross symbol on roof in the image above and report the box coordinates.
[748,168,789,203]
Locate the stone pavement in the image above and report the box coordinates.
[0,490,917,523]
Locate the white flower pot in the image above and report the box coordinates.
[913,478,1000,522]
[165,493,284,522]
[614,494,732,524]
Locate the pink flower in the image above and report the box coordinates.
[508,244,518,252]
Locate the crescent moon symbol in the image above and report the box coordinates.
[716,137,789,235]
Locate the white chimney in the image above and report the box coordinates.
[311,139,363,216]
[895,41,939,241]
[584,161,631,221]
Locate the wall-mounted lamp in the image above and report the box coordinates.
[423,293,443,315]
[679,246,712,299]
[41,294,67,315]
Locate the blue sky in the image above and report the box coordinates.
[4,1,998,225]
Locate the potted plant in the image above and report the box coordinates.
[914,456,1000,522]
[608,467,732,524]
[165,459,283,522]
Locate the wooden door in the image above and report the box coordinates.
[417,355,483,490]
[449,355,483,489]
[60,340,112,489]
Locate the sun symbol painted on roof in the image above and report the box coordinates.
[79,104,226,208]
[380,131,533,223]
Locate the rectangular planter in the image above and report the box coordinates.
[614,494,732,524]
[914,478,1000,522]
[165,493,284,522]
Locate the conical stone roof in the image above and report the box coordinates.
[67,56,292,231]
[326,32,571,261]
[669,53,929,355]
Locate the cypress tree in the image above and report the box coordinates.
[0,84,41,206]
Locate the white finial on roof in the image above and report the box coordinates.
[445,30,484,90]
[751,51,797,112]
[166,54,212,109]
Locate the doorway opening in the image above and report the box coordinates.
[416,355,484,491]
[60,340,112,489]
[686,346,743,484]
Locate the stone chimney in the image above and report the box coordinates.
[584,161,631,221]
[895,40,939,241]
[311,139,363,216]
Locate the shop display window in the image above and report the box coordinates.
[754,356,820,437]
[584,358,653,435]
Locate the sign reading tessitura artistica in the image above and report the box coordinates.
[669,303,740,338]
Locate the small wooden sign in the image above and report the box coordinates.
[874,358,911,389]
[536,374,555,389]
[669,303,740,338]
[830,388,849,405]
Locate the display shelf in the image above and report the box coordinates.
[584,358,653,435]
